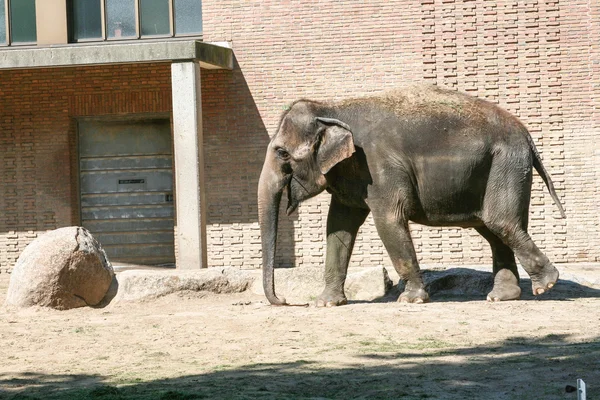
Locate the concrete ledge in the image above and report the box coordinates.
[249,266,393,304]
[0,40,233,70]
[110,267,253,303]
[104,264,600,305]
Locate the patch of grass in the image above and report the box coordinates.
[358,337,455,353]
[211,364,232,371]
[408,337,454,350]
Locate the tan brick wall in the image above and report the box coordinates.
[201,0,600,268]
[0,0,598,274]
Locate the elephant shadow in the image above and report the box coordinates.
[368,267,600,303]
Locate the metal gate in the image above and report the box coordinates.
[79,118,175,265]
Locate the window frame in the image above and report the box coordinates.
[69,0,202,44]
[1,0,38,47]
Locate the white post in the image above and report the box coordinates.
[578,379,586,400]
[171,61,207,269]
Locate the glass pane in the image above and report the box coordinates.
[10,0,36,43]
[72,0,102,40]
[140,0,170,37]
[0,0,6,44]
[174,0,202,35]
[106,0,136,39]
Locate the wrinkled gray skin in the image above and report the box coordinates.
[258,85,566,306]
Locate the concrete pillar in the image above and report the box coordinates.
[171,61,207,269]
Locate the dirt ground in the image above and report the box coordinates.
[0,270,598,400]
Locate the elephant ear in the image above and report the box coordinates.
[315,117,356,174]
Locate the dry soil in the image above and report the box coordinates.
[0,271,598,400]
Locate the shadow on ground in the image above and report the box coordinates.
[0,334,596,400]
[380,267,600,304]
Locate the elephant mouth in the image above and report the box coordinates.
[286,183,299,216]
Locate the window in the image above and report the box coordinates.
[0,0,5,45]
[140,0,170,37]
[72,0,102,41]
[106,0,136,39]
[0,0,37,46]
[70,0,202,42]
[174,0,202,35]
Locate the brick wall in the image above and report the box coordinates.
[0,0,598,274]
[201,0,600,268]
[0,64,173,273]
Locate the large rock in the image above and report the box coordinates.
[392,267,494,297]
[4,227,114,310]
[112,267,254,302]
[250,266,393,304]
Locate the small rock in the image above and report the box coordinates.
[345,267,393,301]
[4,227,114,310]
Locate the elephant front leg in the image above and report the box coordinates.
[317,197,369,307]
[373,214,429,304]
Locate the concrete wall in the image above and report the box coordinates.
[0,0,599,273]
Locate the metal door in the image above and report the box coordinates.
[79,118,175,265]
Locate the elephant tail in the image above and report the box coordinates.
[527,133,567,218]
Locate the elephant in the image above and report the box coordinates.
[257,85,566,306]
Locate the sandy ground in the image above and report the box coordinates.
[0,270,598,400]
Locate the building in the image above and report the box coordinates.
[0,0,599,275]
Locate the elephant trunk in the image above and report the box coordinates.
[257,154,288,305]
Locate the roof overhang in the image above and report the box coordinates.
[0,40,233,70]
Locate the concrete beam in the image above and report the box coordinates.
[0,40,233,70]
[171,61,207,269]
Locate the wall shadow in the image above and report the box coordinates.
[201,58,297,268]
[0,334,596,399]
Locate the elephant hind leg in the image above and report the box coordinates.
[486,224,559,296]
[480,157,559,296]
[475,227,521,301]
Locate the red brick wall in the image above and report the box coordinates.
[0,64,173,273]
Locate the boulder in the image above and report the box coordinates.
[4,227,114,310]
[250,266,393,304]
[424,268,493,296]
[394,267,494,297]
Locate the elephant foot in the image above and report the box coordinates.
[530,264,559,296]
[487,269,521,302]
[398,288,429,304]
[316,290,348,307]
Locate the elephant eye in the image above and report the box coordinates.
[276,148,291,161]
